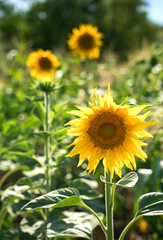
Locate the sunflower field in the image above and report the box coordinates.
[0,1,163,240]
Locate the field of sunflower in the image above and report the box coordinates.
[0,2,163,240]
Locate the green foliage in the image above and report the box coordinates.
[0,22,162,239]
[21,187,84,210]
[47,211,103,239]
[137,192,163,216]
[20,187,104,239]
[20,216,46,239]
[0,0,160,58]
[67,177,101,199]
[100,0,158,59]
[100,172,138,188]
[118,192,163,240]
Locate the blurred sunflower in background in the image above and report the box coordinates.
[67,24,103,59]
[136,218,148,234]
[26,49,60,81]
[66,84,156,178]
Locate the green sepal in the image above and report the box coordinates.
[36,81,61,93]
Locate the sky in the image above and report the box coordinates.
[147,0,163,25]
[5,0,163,26]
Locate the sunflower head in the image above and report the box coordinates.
[136,219,148,233]
[66,84,156,178]
[26,49,60,81]
[67,24,103,59]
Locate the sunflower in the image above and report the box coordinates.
[26,49,60,81]
[67,24,103,59]
[66,85,156,178]
[136,219,148,233]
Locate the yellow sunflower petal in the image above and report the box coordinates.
[67,110,86,118]
[76,106,93,115]
[67,24,103,59]
[105,149,116,178]
[66,84,156,178]
[137,111,150,121]
[91,88,97,104]
[77,142,95,167]
[128,105,146,115]
[87,147,99,173]
[136,129,153,138]
[104,83,113,105]
[26,49,60,81]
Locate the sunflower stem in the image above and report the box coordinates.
[45,92,50,192]
[105,171,114,240]
[118,216,141,240]
[81,202,107,234]
[44,91,50,240]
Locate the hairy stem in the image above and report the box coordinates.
[118,216,141,240]
[44,92,50,240]
[0,168,19,189]
[44,92,50,193]
[82,202,107,235]
[105,171,114,240]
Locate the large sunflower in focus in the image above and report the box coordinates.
[67,24,103,59]
[66,85,156,178]
[26,49,60,81]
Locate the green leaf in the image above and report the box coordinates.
[54,101,68,113]
[23,166,44,178]
[33,130,51,138]
[117,192,163,240]
[47,211,103,239]
[1,171,44,203]
[1,185,30,202]
[100,172,138,188]
[56,155,74,168]
[2,119,21,139]
[136,192,163,216]
[20,216,46,238]
[0,159,18,171]
[137,202,163,216]
[116,172,138,188]
[7,150,34,157]
[16,174,44,189]
[8,141,34,157]
[68,178,101,199]
[21,188,84,211]
[0,229,18,240]
[33,128,69,137]
[138,192,163,210]
[6,199,29,216]
[9,141,33,152]
[23,115,40,129]
[51,127,70,135]
[34,102,45,123]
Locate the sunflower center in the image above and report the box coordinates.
[39,57,52,70]
[87,112,125,149]
[78,33,94,51]
[98,123,116,139]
